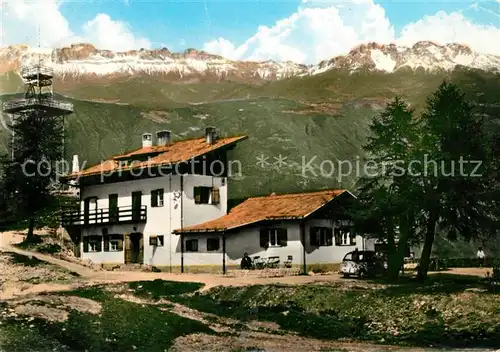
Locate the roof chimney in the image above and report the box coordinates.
[205,126,217,144]
[142,133,153,148]
[72,155,79,173]
[156,130,171,146]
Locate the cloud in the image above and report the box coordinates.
[397,11,500,54]
[1,0,73,47]
[204,0,394,64]
[1,0,150,51]
[203,0,500,64]
[82,14,151,51]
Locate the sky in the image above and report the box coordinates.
[1,0,499,64]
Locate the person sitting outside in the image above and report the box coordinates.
[240,252,253,270]
[352,247,360,261]
[477,247,485,268]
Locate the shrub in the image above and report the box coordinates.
[417,257,499,270]
[486,260,500,293]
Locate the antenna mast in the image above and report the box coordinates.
[2,22,73,171]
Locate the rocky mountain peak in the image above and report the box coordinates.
[0,41,498,82]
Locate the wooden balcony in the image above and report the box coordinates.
[61,205,147,227]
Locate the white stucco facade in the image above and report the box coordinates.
[77,173,227,268]
[182,219,365,269]
[75,174,363,270]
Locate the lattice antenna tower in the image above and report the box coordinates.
[2,22,73,163]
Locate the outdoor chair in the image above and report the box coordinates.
[283,255,293,268]
[253,256,266,269]
[267,256,280,268]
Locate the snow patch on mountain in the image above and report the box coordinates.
[370,50,396,72]
[1,41,499,82]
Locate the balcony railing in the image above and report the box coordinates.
[61,205,147,226]
[2,97,74,114]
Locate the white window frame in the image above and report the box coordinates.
[335,227,356,246]
[89,240,100,252]
[151,189,164,207]
[109,240,119,252]
[194,187,220,205]
[340,231,355,246]
[268,229,286,247]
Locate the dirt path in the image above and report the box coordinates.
[1,238,493,300]
[0,242,349,295]
[1,234,497,352]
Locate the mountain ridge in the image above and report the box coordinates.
[1,41,499,84]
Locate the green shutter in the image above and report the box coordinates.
[334,229,341,246]
[310,227,318,246]
[117,235,124,251]
[151,190,158,207]
[95,237,102,252]
[83,237,89,253]
[103,235,110,252]
[326,228,333,246]
[259,229,269,248]
[211,188,220,204]
[149,236,158,246]
[278,228,288,247]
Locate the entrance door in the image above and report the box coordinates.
[131,191,142,221]
[109,194,118,223]
[125,232,144,264]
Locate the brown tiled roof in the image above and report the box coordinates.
[65,135,247,179]
[174,189,349,233]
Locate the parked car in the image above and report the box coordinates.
[340,250,385,278]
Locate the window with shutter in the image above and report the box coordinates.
[88,236,102,252]
[207,238,220,251]
[277,228,288,247]
[108,235,122,252]
[262,228,288,247]
[194,187,213,204]
[194,187,201,204]
[310,227,333,246]
[334,228,355,246]
[151,189,164,207]
[186,239,198,252]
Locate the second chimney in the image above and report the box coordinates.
[156,130,171,146]
[72,155,80,173]
[205,126,217,144]
[142,133,153,148]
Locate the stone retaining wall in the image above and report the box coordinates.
[225,268,301,278]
